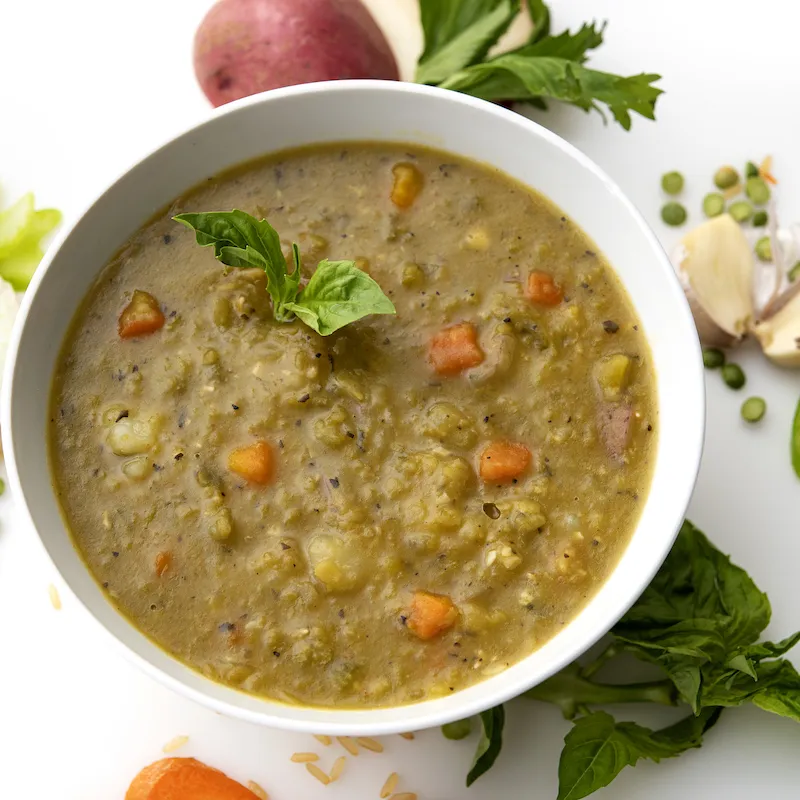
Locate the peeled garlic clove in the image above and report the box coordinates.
[752,281,800,366]
[672,215,755,347]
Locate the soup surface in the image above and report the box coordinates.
[50,144,656,708]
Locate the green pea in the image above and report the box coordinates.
[702,193,725,218]
[745,161,759,179]
[713,166,739,190]
[752,210,768,227]
[702,348,725,369]
[722,363,746,390]
[729,201,753,223]
[746,176,771,205]
[755,236,772,262]
[661,201,687,226]
[789,262,800,282]
[442,718,473,740]
[741,396,766,423]
[661,171,684,195]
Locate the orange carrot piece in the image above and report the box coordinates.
[407,591,458,640]
[429,322,484,376]
[118,290,165,339]
[525,271,563,307]
[125,757,260,800]
[155,551,172,577]
[228,441,274,485]
[390,162,424,209]
[480,441,531,483]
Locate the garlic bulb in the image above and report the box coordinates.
[672,215,755,347]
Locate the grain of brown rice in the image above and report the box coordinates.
[380,772,399,798]
[313,734,332,746]
[390,794,417,800]
[357,736,384,753]
[48,584,61,610]
[246,780,269,800]
[337,736,359,756]
[290,752,319,763]
[329,756,346,782]
[399,732,415,740]
[305,763,330,785]
[161,735,189,753]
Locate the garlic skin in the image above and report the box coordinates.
[672,215,755,347]
[753,281,800,366]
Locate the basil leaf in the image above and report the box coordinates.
[515,22,605,62]
[440,56,662,130]
[613,521,771,708]
[526,0,551,45]
[466,705,505,786]
[173,211,295,316]
[557,709,721,800]
[284,259,395,336]
[416,0,520,85]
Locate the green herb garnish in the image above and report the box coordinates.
[173,210,395,335]
[452,521,800,797]
[415,0,662,131]
[0,192,61,290]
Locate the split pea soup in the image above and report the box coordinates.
[50,143,657,708]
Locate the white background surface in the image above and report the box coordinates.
[1,0,799,797]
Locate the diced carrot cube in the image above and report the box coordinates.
[155,551,172,577]
[480,441,532,483]
[228,441,274,485]
[125,757,261,800]
[429,322,485,376]
[408,591,458,640]
[228,441,275,484]
[118,290,166,339]
[525,271,563,306]
[391,162,424,209]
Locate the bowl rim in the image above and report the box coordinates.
[1,79,705,735]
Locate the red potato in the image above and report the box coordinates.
[194,0,400,107]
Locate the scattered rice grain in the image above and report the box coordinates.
[380,772,399,798]
[290,752,319,763]
[246,781,269,800]
[48,584,62,610]
[313,734,332,746]
[390,794,418,800]
[329,756,346,782]
[337,736,359,756]
[305,763,330,785]
[162,735,189,753]
[357,736,384,753]
[399,732,415,740]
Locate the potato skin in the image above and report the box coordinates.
[194,0,400,107]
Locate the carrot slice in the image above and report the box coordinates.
[390,162,424,209]
[408,591,458,640]
[228,441,274,485]
[125,757,260,800]
[525,271,563,306]
[480,440,531,483]
[155,551,172,577]
[429,322,485,376]
[118,290,165,339]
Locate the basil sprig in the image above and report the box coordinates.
[415,0,662,130]
[174,210,395,335]
[453,521,800,798]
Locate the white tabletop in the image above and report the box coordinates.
[2,1,799,797]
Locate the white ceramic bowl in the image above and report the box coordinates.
[1,81,704,735]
